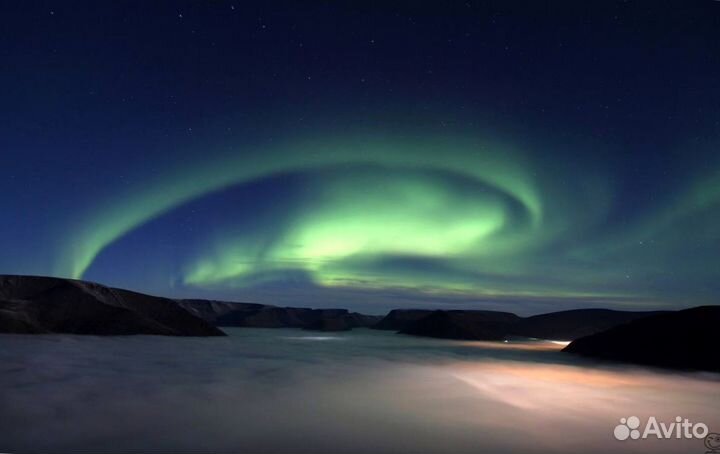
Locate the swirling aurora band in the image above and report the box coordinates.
[57,134,720,305]
[62,136,542,277]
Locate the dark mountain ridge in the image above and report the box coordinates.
[0,275,381,335]
[2,275,714,372]
[563,306,720,372]
[0,275,224,336]
[177,300,382,331]
[374,307,667,341]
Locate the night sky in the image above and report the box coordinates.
[1,1,719,314]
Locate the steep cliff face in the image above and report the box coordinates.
[177,300,381,331]
[0,275,225,336]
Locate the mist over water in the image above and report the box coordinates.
[1,329,718,454]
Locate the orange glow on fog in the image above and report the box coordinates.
[449,361,720,411]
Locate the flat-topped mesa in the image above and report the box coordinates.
[177,299,382,331]
[0,275,225,336]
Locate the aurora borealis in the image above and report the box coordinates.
[1,1,719,313]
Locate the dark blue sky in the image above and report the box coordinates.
[1,1,718,314]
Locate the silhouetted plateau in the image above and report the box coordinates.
[178,300,382,331]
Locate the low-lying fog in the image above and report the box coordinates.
[1,328,718,454]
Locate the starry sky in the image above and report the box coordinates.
[1,1,719,314]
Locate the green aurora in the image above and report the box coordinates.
[56,133,720,308]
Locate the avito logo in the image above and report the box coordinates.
[614,416,709,441]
